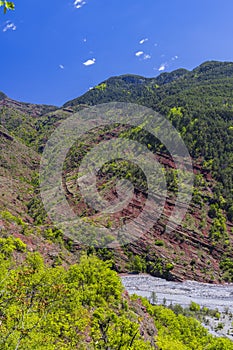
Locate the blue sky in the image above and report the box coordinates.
[1,0,233,106]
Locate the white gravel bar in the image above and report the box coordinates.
[121,274,233,312]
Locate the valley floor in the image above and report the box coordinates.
[121,274,233,339]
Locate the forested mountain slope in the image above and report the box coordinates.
[1,60,233,348]
[1,61,233,284]
[65,61,233,212]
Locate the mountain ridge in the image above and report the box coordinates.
[1,60,233,284]
[63,60,233,107]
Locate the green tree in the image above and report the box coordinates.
[227,205,233,222]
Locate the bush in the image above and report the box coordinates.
[189,301,201,312]
[155,239,165,246]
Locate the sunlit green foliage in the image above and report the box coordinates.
[220,257,233,282]
[0,1,15,14]
[140,297,233,350]
[0,234,232,348]
[0,251,155,349]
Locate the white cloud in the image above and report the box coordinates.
[3,21,16,32]
[74,0,86,9]
[157,56,177,71]
[135,51,144,57]
[158,63,168,71]
[83,58,96,66]
[139,38,148,44]
[154,43,158,47]
[135,51,151,60]
[83,38,87,42]
[59,64,64,69]
[143,54,151,60]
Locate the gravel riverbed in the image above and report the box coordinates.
[121,274,233,339]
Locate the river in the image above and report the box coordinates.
[121,274,233,339]
[121,274,233,312]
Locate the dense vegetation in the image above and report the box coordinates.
[141,298,233,350]
[0,237,232,349]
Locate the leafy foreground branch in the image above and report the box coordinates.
[0,1,15,14]
[0,240,232,349]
